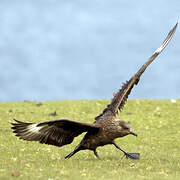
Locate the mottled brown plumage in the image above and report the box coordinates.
[11,23,177,160]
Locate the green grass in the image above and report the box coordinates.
[0,100,180,180]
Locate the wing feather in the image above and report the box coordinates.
[95,23,177,120]
[11,119,100,147]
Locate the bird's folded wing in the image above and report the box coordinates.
[11,119,100,147]
[95,23,177,121]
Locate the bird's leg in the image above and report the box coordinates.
[113,142,140,160]
[93,149,100,159]
[65,145,83,159]
[65,149,79,159]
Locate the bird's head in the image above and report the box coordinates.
[117,120,137,137]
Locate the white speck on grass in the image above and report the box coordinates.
[11,157,17,161]
[171,99,176,103]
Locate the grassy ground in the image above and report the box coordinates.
[0,99,180,180]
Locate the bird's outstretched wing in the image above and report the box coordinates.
[95,23,178,121]
[11,119,100,147]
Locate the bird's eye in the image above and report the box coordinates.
[123,127,129,130]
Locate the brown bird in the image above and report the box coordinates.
[11,23,177,160]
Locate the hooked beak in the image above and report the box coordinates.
[130,130,137,137]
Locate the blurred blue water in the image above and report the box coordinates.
[0,0,179,102]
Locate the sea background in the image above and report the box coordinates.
[0,0,179,102]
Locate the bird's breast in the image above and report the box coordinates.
[80,128,115,149]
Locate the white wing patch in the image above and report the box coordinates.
[28,124,42,134]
